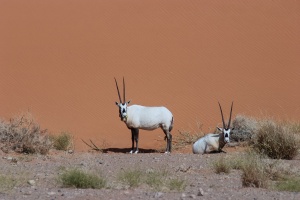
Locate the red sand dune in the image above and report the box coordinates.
[1,0,299,151]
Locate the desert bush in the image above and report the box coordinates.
[251,120,300,159]
[58,168,106,189]
[231,115,258,142]
[0,113,52,154]
[51,132,73,151]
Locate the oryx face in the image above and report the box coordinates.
[217,102,234,143]
[116,101,130,121]
[217,127,231,143]
[114,77,130,122]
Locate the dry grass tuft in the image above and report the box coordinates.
[212,156,231,174]
[51,132,73,151]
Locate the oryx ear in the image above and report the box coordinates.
[127,100,131,105]
[217,127,223,132]
[115,102,119,106]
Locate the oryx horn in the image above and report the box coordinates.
[123,77,126,103]
[227,102,234,129]
[218,101,234,129]
[218,102,226,129]
[114,77,122,103]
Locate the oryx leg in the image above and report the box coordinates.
[163,130,172,153]
[219,148,227,153]
[130,128,139,154]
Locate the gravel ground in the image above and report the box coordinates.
[0,148,300,200]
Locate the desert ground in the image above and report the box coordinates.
[0,148,300,200]
[0,1,300,198]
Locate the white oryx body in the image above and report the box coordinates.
[114,78,173,154]
[125,105,173,131]
[193,102,234,154]
[193,133,222,154]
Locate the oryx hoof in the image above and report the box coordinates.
[164,151,170,154]
[129,150,138,154]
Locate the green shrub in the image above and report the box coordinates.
[251,120,300,159]
[51,132,73,151]
[59,168,106,189]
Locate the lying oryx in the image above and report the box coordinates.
[192,102,234,154]
[114,77,174,154]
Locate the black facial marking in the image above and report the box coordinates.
[225,133,228,138]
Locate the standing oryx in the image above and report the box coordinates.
[114,77,174,154]
[192,102,234,154]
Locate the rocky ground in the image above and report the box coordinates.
[0,146,300,200]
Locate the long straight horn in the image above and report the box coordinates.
[123,77,126,102]
[218,102,226,129]
[227,101,234,129]
[114,77,122,103]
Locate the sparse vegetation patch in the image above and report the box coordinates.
[118,168,186,192]
[58,168,107,189]
[118,169,143,188]
[0,174,17,193]
[275,177,300,192]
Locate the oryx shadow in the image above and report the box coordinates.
[102,148,161,154]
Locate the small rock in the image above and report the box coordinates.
[28,180,36,186]
[154,192,164,198]
[23,191,32,195]
[181,193,186,198]
[47,191,56,196]
[68,150,73,154]
[197,188,204,196]
[7,157,13,161]
[190,194,196,199]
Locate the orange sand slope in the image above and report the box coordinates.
[1,0,299,151]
